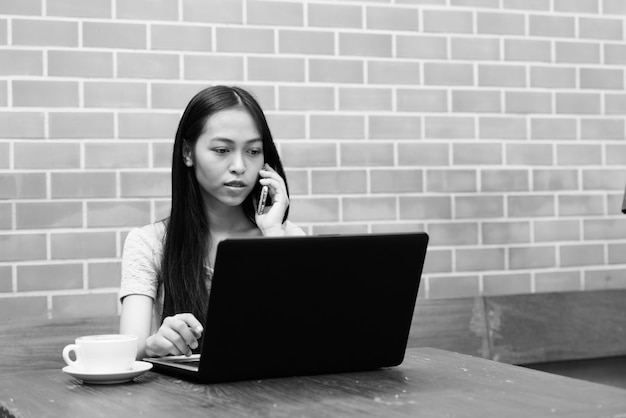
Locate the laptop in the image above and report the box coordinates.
[144,232,429,383]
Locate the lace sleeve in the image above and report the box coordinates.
[120,225,163,302]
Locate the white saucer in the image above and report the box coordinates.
[62,361,153,384]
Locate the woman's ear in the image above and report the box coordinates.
[182,140,193,167]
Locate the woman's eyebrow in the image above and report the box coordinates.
[210,137,262,144]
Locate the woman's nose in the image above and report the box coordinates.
[229,152,246,174]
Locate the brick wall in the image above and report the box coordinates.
[1,0,625,322]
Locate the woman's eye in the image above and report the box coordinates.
[213,148,228,154]
[248,148,262,156]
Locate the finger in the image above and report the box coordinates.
[175,313,204,337]
[162,317,199,354]
[150,333,185,357]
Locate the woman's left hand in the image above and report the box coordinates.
[255,164,289,236]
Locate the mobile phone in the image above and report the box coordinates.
[257,185,269,215]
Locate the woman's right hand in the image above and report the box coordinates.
[144,313,203,357]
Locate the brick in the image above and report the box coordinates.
[87,201,151,227]
[51,232,117,260]
[423,10,473,33]
[457,248,505,272]
[17,263,83,292]
[216,27,274,53]
[535,271,581,293]
[580,17,623,40]
[561,244,604,267]
[152,83,207,110]
[424,63,473,86]
[48,50,113,77]
[504,39,551,62]
[307,3,361,28]
[503,0,550,10]
[266,114,306,139]
[152,142,173,168]
[398,143,449,166]
[51,172,116,198]
[0,266,12,292]
[0,173,46,199]
[153,200,171,221]
[0,50,43,76]
[371,169,422,193]
[585,219,626,240]
[280,143,337,167]
[0,296,47,322]
[340,33,391,57]
[397,35,447,59]
[88,262,121,289]
[583,169,624,190]
[120,171,170,198]
[477,11,525,35]
[452,90,501,113]
[529,14,575,38]
[47,0,111,17]
[557,144,602,165]
[279,86,334,111]
[426,169,477,192]
[0,112,45,139]
[530,66,576,89]
[117,0,178,20]
[481,169,529,192]
[312,224,367,235]
[556,93,601,114]
[581,118,625,140]
[609,243,626,264]
[311,170,366,194]
[309,59,363,84]
[83,22,147,49]
[15,202,82,229]
[533,169,578,191]
[85,142,149,169]
[52,293,119,318]
[397,89,447,112]
[368,61,420,85]
[428,275,481,299]
[310,115,364,139]
[604,0,626,14]
[49,112,114,139]
[429,222,479,246]
[425,116,475,139]
[555,41,600,64]
[399,196,452,219]
[554,0,598,12]
[504,143,554,166]
[284,169,308,195]
[585,269,626,291]
[0,0,41,14]
[451,37,500,61]
[0,202,10,228]
[534,219,580,242]
[456,196,504,219]
[479,117,527,139]
[531,118,577,140]
[0,234,47,261]
[152,24,212,52]
[478,64,526,87]
[13,19,78,46]
[509,245,556,269]
[0,82,6,106]
[343,197,396,221]
[421,249,452,274]
[371,222,426,234]
[367,6,418,31]
[453,143,502,165]
[182,0,243,23]
[339,88,392,111]
[85,81,147,108]
[506,92,552,114]
[607,144,626,165]
[288,197,339,223]
[580,68,624,90]
[247,0,303,26]
[508,195,555,217]
[184,55,244,81]
[605,44,626,65]
[452,0,499,6]
[279,30,334,55]
[483,273,532,296]
[118,52,179,79]
[248,57,305,82]
[482,221,531,244]
[369,115,421,139]
[13,80,78,107]
[340,143,394,167]
[118,112,179,139]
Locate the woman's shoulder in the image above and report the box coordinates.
[124,221,167,249]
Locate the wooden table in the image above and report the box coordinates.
[1,347,626,418]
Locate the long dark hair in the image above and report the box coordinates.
[160,85,290,326]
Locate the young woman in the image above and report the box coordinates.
[119,86,304,359]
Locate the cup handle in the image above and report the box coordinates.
[62,344,79,368]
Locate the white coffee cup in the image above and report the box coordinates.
[62,334,137,373]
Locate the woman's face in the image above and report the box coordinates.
[188,108,264,210]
